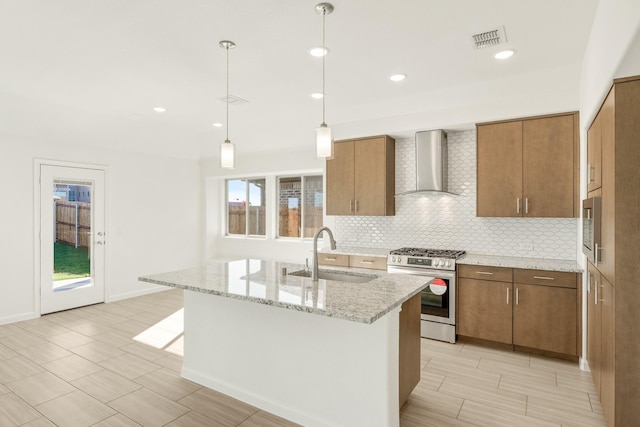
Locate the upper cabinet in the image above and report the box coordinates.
[326,135,395,216]
[587,112,602,193]
[476,112,579,218]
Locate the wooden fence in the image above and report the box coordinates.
[55,201,91,248]
[228,205,323,237]
[228,205,266,235]
[279,206,323,238]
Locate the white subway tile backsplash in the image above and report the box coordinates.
[333,130,578,260]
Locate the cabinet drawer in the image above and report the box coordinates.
[514,269,577,289]
[458,265,513,282]
[349,255,387,271]
[317,254,349,267]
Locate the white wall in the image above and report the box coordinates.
[203,148,324,263]
[0,135,202,324]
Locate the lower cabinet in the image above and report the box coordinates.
[458,278,512,344]
[512,283,577,355]
[457,264,580,359]
[587,261,615,427]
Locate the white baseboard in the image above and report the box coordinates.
[106,285,169,303]
[0,311,39,326]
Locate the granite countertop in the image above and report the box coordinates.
[139,259,432,324]
[317,246,392,257]
[458,254,583,273]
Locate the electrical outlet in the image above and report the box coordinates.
[519,242,534,251]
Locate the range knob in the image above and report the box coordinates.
[434,260,441,267]
[445,261,451,268]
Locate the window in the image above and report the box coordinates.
[227,178,266,236]
[277,175,323,238]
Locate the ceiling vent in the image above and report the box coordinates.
[218,95,249,105]
[470,26,507,50]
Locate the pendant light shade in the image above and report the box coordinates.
[219,40,236,169]
[315,3,334,159]
[316,123,332,158]
[220,139,235,169]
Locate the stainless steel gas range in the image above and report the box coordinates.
[387,248,466,343]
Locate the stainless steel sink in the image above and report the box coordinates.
[288,269,378,283]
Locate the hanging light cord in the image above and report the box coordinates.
[321,8,326,126]
[225,44,230,142]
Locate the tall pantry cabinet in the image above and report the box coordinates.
[585,76,640,427]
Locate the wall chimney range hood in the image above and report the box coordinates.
[396,129,457,196]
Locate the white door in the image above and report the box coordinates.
[40,165,106,314]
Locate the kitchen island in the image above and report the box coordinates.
[140,259,431,427]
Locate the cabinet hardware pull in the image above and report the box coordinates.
[595,243,599,266]
[516,198,520,214]
[595,279,599,305]
[349,200,353,212]
[476,271,494,275]
[355,200,359,212]
[516,288,519,305]
[533,276,554,280]
[324,257,337,261]
[360,260,374,264]
[587,163,593,182]
[525,198,529,214]
[506,287,510,304]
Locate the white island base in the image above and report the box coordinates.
[182,290,402,427]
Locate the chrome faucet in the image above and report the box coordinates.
[312,226,337,281]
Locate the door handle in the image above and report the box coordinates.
[515,288,519,305]
[506,287,510,304]
[516,198,520,214]
[525,198,529,214]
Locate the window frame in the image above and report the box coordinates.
[276,173,324,240]
[225,176,267,238]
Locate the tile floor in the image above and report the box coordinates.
[0,289,606,427]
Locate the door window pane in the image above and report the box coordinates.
[53,181,93,292]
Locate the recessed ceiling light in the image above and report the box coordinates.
[212,123,223,127]
[153,106,167,113]
[390,74,407,82]
[311,93,324,99]
[494,49,515,59]
[309,46,329,57]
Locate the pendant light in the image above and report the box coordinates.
[315,3,334,158]
[219,40,236,169]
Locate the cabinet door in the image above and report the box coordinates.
[587,113,602,193]
[399,293,421,407]
[354,137,388,216]
[513,283,577,355]
[457,278,512,344]
[599,89,615,283]
[522,114,575,218]
[326,141,355,215]
[587,263,602,392]
[477,121,523,217]
[600,276,615,427]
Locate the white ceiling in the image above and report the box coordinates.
[0,0,599,160]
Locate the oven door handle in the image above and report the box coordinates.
[386,265,455,279]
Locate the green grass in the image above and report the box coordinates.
[54,242,91,281]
